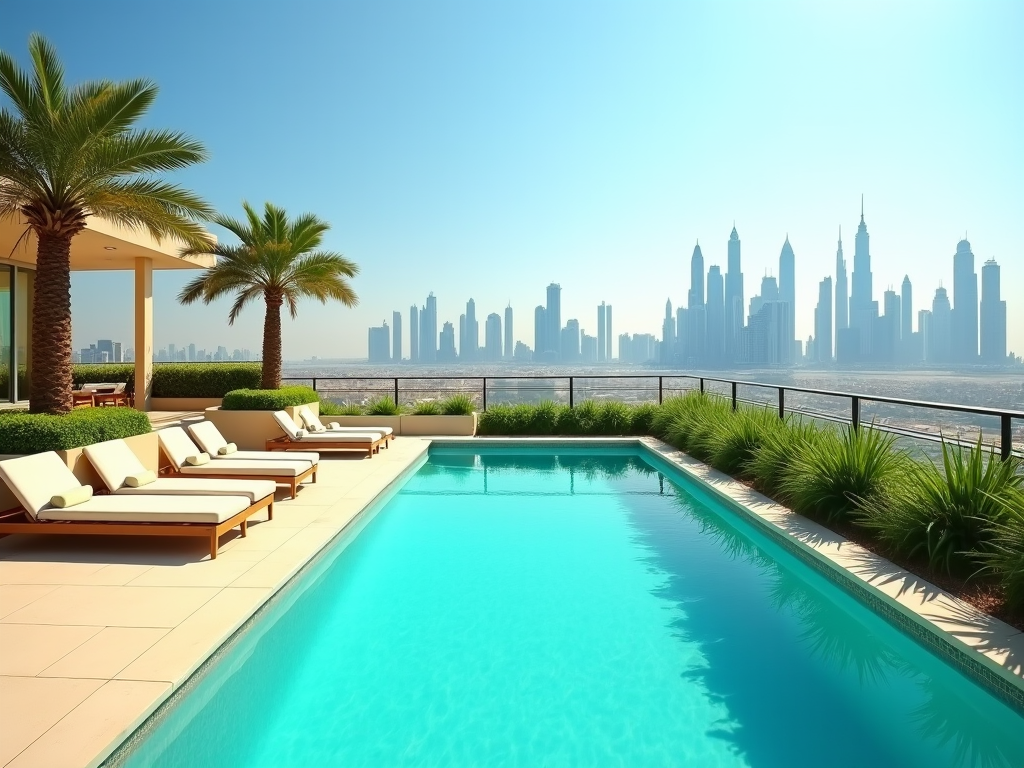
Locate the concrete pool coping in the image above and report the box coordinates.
[1,435,1021,768]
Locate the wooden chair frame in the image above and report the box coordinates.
[265,434,386,458]
[159,446,317,500]
[0,493,274,560]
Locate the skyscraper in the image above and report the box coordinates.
[409,305,419,362]
[605,305,613,360]
[724,225,744,361]
[419,293,437,362]
[597,302,607,363]
[534,305,547,359]
[688,243,706,363]
[814,277,833,363]
[706,266,724,365]
[849,197,877,357]
[980,259,1006,363]
[367,320,390,362]
[881,289,901,363]
[951,239,979,363]
[461,298,479,361]
[779,236,796,357]
[485,313,502,361]
[561,319,581,362]
[438,321,457,362]
[545,283,562,358]
[900,276,912,344]
[392,311,402,362]
[835,227,848,337]
[929,286,952,363]
[661,299,675,365]
[504,304,513,360]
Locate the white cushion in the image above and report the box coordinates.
[125,471,157,488]
[216,450,319,464]
[84,439,149,492]
[298,406,326,432]
[186,453,211,466]
[272,411,301,439]
[37,494,250,524]
[327,424,394,436]
[50,485,93,508]
[0,452,83,519]
[291,432,382,444]
[158,427,204,469]
[187,421,229,455]
[177,459,313,478]
[218,443,238,455]
[115,478,276,503]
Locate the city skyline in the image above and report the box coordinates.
[10,3,1018,359]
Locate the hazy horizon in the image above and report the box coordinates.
[3,1,1021,357]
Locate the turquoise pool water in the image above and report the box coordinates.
[118,446,1023,768]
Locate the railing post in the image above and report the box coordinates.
[393,377,399,407]
[312,377,317,392]
[658,376,663,404]
[699,377,705,394]
[778,387,785,420]
[569,376,574,408]
[482,377,487,412]
[731,381,737,411]
[1001,414,1012,461]
[851,397,860,432]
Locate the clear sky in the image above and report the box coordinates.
[2,0,1022,359]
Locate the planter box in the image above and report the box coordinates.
[400,414,477,436]
[150,397,223,412]
[0,432,159,513]
[318,416,403,434]
[202,403,318,451]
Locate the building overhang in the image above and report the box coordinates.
[0,213,216,271]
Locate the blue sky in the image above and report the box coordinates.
[2,0,1022,359]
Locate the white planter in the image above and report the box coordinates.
[400,414,477,436]
[203,403,317,450]
[150,397,223,412]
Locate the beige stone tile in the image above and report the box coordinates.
[228,552,307,589]
[0,585,59,620]
[116,587,271,685]
[0,624,102,676]
[124,557,257,588]
[282,486,346,505]
[7,679,170,768]
[0,676,103,765]
[0,561,108,586]
[216,525,299,554]
[41,628,169,680]
[272,506,335,527]
[2,585,219,628]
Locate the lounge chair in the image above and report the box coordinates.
[158,427,316,499]
[295,405,394,444]
[84,439,276,517]
[187,421,319,465]
[268,411,385,457]
[0,452,269,559]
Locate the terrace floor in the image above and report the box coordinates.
[0,437,430,768]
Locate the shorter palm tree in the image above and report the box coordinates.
[179,202,359,389]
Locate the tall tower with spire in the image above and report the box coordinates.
[779,236,796,361]
[688,243,706,363]
[835,227,848,334]
[724,224,744,363]
[849,195,878,357]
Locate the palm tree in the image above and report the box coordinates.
[0,35,213,414]
[178,202,359,389]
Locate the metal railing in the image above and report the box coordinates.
[282,373,1024,461]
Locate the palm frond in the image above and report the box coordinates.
[28,34,66,114]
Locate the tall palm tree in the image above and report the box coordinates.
[0,35,213,414]
[178,202,359,389]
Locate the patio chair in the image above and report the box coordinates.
[93,382,129,407]
[84,439,276,518]
[186,421,319,465]
[295,405,394,444]
[158,427,316,499]
[269,412,386,457]
[0,452,269,559]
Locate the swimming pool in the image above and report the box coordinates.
[115,445,1023,768]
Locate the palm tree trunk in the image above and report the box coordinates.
[29,230,75,414]
[261,292,283,389]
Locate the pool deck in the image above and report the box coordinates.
[0,435,1022,768]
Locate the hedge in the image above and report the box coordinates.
[221,386,319,411]
[0,408,152,454]
[151,363,262,398]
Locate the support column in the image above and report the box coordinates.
[134,257,153,412]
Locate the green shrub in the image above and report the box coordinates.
[978,495,1024,611]
[221,386,318,410]
[628,403,659,435]
[0,408,152,454]
[749,418,825,499]
[858,440,1024,575]
[73,364,135,395]
[365,396,402,416]
[478,404,538,435]
[152,363,262,398]
[659,393,731,461]
[650,395,692,440]
[710,406,780,478]
[318,399,362,416]
[412,400,442,415]
[596,401,634,435]
[782,425,908,524]
[440,394,475,416]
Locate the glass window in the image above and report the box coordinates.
[15,268,32,402]
[0,267,10,402]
